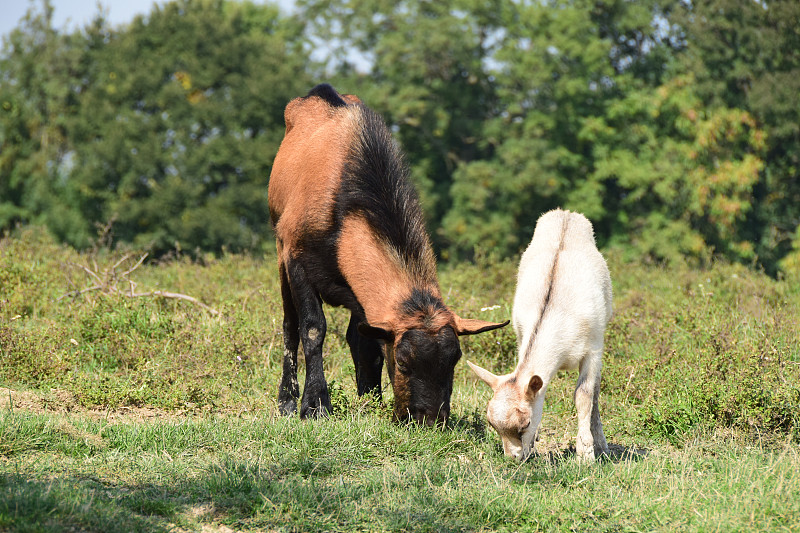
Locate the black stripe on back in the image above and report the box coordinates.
[305,83,347,107]
[401,288,447,319]
[335,105,434,282]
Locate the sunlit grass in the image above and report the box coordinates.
[2,228,800,531]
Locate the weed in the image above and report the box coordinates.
[1,230,800,531]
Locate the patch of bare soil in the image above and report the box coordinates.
[0,386,204,424]
[0,386,72,413]
[167,505,286,533]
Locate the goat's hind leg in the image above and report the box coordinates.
[277,260,301,415]
[574,348,609,461]
[287,260,331,419]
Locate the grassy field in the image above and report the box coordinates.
[1,227,800,532]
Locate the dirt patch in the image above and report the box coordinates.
[0,386,71,413]
[0,386,214,424]
[166,505,253,533]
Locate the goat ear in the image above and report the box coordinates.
[526,375,544,401]
[454,317,510,336]
[466,360,501,391]
[358,322,394,342]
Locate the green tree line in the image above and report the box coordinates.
[1,0,798,275]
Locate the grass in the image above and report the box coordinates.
[1,226,800,532]
[2,411,799,532]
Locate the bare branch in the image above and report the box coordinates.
[59,253,219,316]
[67,262,103,285]
[120,253,149,279]
[132,290,220,316]
[110,252,135,275]
[56,285,105,302]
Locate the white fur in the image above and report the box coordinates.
[468,209,612,461]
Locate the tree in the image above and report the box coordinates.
[2,0,794,273]
[0,0,92,244]
[671,0,800,274]
[296,0,506,247]
[2,0,311,254]
[65,0,310,253]
[586,74,765,263]
[442,0,679,260]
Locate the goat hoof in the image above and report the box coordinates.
[300,391,332,419]
[300,402,331,419]
[279,398,298,416]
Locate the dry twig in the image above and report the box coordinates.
[58,252,219,316]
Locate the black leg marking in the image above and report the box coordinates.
[346,312,384,397]
[278,262,300,415]
[287,260,332,419]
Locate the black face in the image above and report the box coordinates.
[390,325,461,426]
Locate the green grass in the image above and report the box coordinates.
[2,227,800,532]
[2,411,799,532]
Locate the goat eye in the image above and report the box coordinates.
[395,354,412,375]
[394,345,411,372]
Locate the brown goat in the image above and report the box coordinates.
[268,84,508,424]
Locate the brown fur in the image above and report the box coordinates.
[337,214,420,326]
[268,85,508,423]
[269,98,356,255]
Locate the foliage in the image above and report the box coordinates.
[0,2,90,244]
[588,74,765,264]
[295,0,800,272]
[1,0,310,253]
[1,0,799,273]
[296,0,507,234]
[2,230,799,442]
[670,0,800,274]
[440,0,663,259]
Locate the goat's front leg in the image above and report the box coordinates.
[346,312,383,397]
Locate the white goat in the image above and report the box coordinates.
[468,209,612,461]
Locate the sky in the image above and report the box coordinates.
[0,0,295,39]
[1,0,159,37]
